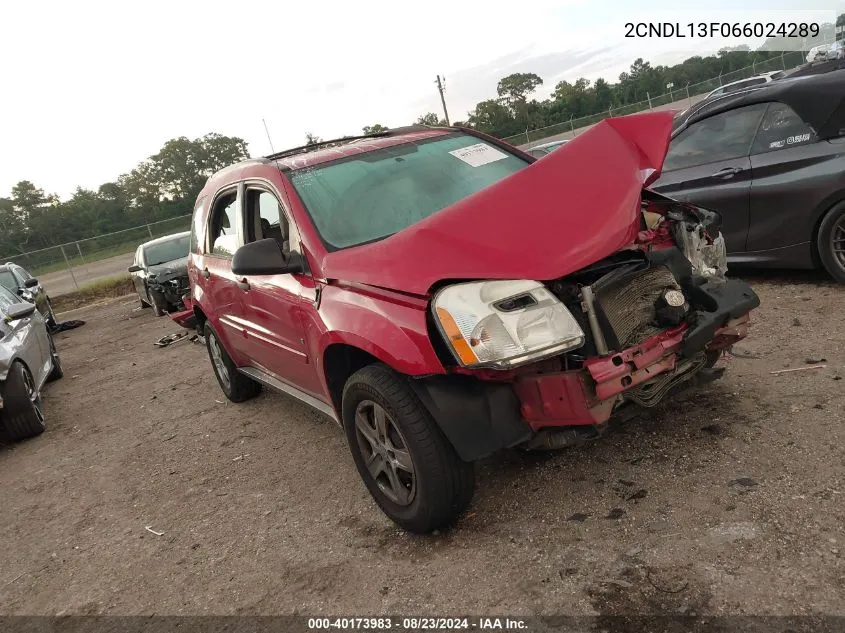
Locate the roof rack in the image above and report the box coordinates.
[263,125,438,162]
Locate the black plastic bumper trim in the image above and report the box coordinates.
[408,375,532,462]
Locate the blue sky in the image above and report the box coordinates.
[0,0,842,199]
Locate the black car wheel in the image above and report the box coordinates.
[817,201,845,284]
[46,334,64,382]
[341,364,474,534]
[0,361,46,441]
[204,323,260,402]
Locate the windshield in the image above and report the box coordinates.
[0,270,18,292]
[289,133,529,249]
[143,234,189,266]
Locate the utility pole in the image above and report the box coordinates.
[435,75,450,125]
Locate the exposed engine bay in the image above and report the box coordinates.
[511,192,759,447]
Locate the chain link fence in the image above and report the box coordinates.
[503,47,830,147]
[0,215,191,297]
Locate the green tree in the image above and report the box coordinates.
[467,99,519,138]
[305,133,322,146]
[416,112,447,126]
[496,73,543,103]
[362,124,388,134]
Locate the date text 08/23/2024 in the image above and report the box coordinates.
[624,22,820,39]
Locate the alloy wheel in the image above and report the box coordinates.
[208,333,231,391]
[22,366,44,424]
[354,400,416,506]
[832,216,845,270]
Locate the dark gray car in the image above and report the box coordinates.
[653,70,845,283]
[0,285,63,442]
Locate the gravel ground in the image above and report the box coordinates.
[1,272,843,616]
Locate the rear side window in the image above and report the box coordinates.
[664,103,767,171]
[207,191,239,257]
[751,102,816,154]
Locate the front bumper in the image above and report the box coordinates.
[413,279,759,460]
[515,278,758,430]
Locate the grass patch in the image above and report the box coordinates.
[51,275,136,313]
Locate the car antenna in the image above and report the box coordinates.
[262,118,276,154]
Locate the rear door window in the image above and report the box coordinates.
[207,190,240,257]
[750,102,817,154]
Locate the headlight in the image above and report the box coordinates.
[432,280,585,369]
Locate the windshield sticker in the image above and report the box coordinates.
[449,143,508,167]
[769,140,786,149]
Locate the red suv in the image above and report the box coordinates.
[187,112,759,533]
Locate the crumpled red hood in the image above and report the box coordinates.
[320,111,674,295]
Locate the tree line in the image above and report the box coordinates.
[0,134,250,257]
[3,16,841,256]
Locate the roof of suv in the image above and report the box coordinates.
[270,128,451,171]
[205,126,470,190]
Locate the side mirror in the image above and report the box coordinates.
[5,302,37,321]
[23,278,39,288]
[128,265,142,273]
[232,239,304,276]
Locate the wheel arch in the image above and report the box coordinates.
[321,341,384,416]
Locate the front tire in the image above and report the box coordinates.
[0,361,46,441]
[204,323,260,402]
[817,201,845,284]
[149,288,167,317]
[342,364,474,534]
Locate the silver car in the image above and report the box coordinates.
[0,284,63,442]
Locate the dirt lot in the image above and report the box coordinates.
[1,272,844,616]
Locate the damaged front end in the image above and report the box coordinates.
[511,191,759,447]
[422,192,759,460]
[147,266,190,314]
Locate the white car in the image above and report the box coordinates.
[701,71,785,102]
[526,139,569,159]
[825,41,844,61]
[806,44,828,63]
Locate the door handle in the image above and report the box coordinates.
[712,166,743,179]
[201,268,211,279]
[236,278,250,292]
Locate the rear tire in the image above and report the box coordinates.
[0,361,46,441]
[342,364,474,534]
[204,323,260,402]
[817,201,845,284]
